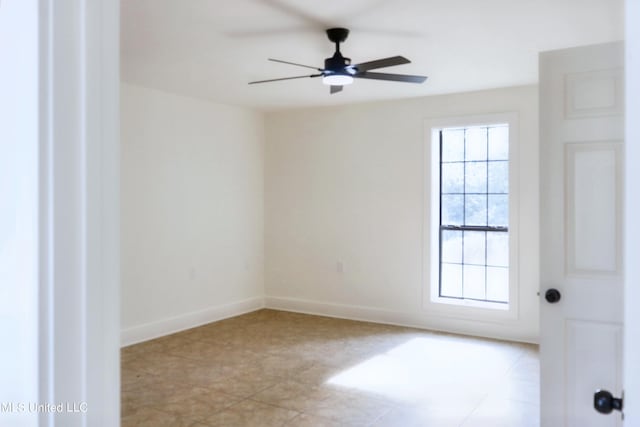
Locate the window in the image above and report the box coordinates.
[425,114,518,316]
[438,125,510,304]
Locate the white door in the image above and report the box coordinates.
[539,42,625,426]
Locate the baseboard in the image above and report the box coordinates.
[264,296,538,344]
[121,295,537,347]
[121,296,265,347]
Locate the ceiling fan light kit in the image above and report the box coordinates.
[322,74,354,86]
[249,27,427,94]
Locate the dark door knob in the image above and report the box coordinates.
[594,390,623,414]
[545,288,561,303]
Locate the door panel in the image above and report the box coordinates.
[565,321,623,427]
[540,42,624,426]
[565,142,622,276]
[564,68,624,119]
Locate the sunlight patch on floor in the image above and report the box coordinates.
[327,335,522,404]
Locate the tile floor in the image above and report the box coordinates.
[121,310,539,427]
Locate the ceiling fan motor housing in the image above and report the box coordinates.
[324,53,352,74]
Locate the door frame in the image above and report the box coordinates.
[38,0,120,425]
[624,0,639,423]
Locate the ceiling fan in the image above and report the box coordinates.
[249,28,428,94]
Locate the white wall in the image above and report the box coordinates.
[120,84,264,345]
[120,84,539,344]
[265,86,539,343]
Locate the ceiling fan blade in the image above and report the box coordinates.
[269,58,322,71]
[249,74,322,84]
[330,85,343,94]
[351,56,410,72]
[355,71,427,83]
[262,0,329,29]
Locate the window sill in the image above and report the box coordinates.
[432,296,509,311]
[423,293,518,323]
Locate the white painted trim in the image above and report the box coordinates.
[422,112,520,322]
[121,297,265,347]
[624,0,640,423]
[37,1,120,425]
[265,296,537,344]
[84,2,120,426]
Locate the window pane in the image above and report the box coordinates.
[441,263,462,298]
[488,126,508,160]
[442,162,464,193]
[465,127,487,161]
[465,195,487,226]
[463,231,485,265]
[438,123,510,306]
[487,232,509,267]
[465,162,487,193]
[487,267,509,302]
[463,264,486,300]
[488,161,509,194]
[441,230,463,263]
[488,195,508,226]
[442,129,465,162]
[442,195,463,225]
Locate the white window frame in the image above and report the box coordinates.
[423,113,519,321]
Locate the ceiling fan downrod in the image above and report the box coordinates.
[326,27,350,53]
[325,28,351,69]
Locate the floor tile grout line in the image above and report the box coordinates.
[457,391,493,427]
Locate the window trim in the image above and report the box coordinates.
[423,113,520,321]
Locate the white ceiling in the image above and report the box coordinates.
[121,0,624,111]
